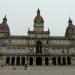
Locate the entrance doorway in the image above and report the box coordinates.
[36,57,42,65]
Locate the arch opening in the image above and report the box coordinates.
[36,57,42,65]
[62,57,66,65]
[11,57,15,65]
[21,57,25,65]
[52,57,56,65]
[16,57,20,65]
[29,57,33,65]
[45,57,49,65]
[6,57,10,65]
[67,57,71,65]
[58,57,61,65]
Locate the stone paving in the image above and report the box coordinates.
[0,66,75,75]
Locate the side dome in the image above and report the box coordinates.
[0,15,10,37]
[34,8,44,23]
[65,18,75,37]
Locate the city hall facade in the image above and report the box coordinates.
[0,9,75,67]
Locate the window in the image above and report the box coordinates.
[62,50,64,53]
[47,41,48,44]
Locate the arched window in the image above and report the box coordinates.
[6,57,10,65]
[45,57,49,65]
[29,57,33,65]
[36,41,42,53]
[36,57,42,65]
[11,57,15,65]
[21,57,25,65]
[16,57,20,65]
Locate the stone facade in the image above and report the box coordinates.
[0,9,75,67]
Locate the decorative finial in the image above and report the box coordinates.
[37,8,40,16]
[3,14,7,22]
[68,17,72,25]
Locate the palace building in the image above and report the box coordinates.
[0,9,75,67]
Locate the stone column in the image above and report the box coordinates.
[3,56,6,65]
[33,57,36,66]
[56,57,58,65]
[42,57,45,66]
[50,57,53,65]
[65,57,67,65]
[25,56,26,64]
[61,57,63,65]
[20,57,22,65]
[71,56,75,66]
[10,57,12,65]
[25,56,27,64]
[26,56,29,65]
[48,57,51,65]
[15,57,17,65]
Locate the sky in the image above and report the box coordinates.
[0,0,75,36]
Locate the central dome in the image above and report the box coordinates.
[34,9,44,23]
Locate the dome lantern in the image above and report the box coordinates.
[34,8,44,24]
[68,17,72,25]
[3,14,7,22]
